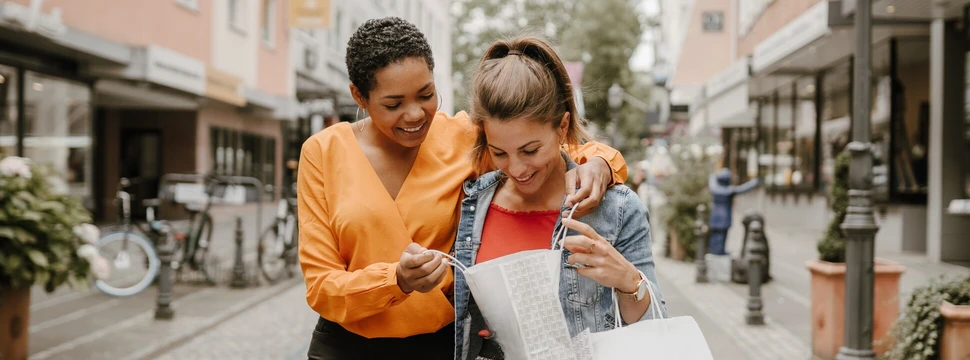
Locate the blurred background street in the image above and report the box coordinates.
[2,0,970,359]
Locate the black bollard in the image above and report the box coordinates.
[155,227,175,320]
[745,220,766,325]
[230,216,247,288]
[694,204,709,283]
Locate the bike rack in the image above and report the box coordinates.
[157,173,266,236]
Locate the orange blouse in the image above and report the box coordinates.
[297,111,627,339]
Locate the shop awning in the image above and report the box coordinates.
[751,1,832,75]
[841,0,970,19]
[0,2,131,65]
[749,0,928,97]
[688,107,707,136]
[703,58,754,128]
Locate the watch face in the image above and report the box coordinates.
[636,280,648,300]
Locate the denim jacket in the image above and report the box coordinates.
[452,153,667,359]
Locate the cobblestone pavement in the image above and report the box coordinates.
[155,282,316,360]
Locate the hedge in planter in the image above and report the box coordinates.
[0,157,104,291]
[882,274,970,360]
[818,151,850,263]
[657,142,714,262]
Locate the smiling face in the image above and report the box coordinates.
[484,114,569,197]
[351,57,438,149]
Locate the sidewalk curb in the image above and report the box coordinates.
[127,277,303,360]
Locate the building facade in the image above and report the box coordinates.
[0,0,454,222]
[670,0,970,264]
[0,0,296,221]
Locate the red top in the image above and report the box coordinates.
[476,203,560,264]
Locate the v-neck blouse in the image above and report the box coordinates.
[297,111,628,338]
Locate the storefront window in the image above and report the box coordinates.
[965,50,970,198]
[794,77,818,190]
[729,127,757,184]
[209,126,277,195]
[22,71,91,199]
[889,39,930,198]
[758,98,775,186]
[865,41,891,201]
[774,87,794,188]
[0,65,16,158]
[821,62,851,191]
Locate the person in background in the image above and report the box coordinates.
[297,18,628,360]
[708,168,760,255]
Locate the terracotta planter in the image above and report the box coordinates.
[668,229,686,261]
[939,300,970,360]
[0,286,31,360]
[806,259,905,360]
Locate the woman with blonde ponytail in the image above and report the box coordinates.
[450,36,666,359]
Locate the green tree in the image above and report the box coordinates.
[560,0,643,127]
[450,0,651,156]
[451,0,578,112]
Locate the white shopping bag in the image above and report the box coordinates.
[589,279,714,360]
[458,249,578,360]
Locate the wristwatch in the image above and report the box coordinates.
[615,270,649,302]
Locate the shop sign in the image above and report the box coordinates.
[705,58,750,99]
[145,45,206,96]
[205,67,246,107]
[752,1,830,74]
[0,0,68,38]
[290,0,330,28]
[299,98,335,118]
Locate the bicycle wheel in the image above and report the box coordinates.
[195,215,217,285]
[94,231,160,297]
[258,224,287,283]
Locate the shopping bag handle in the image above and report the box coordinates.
[425,250,468,273]
[610,274,665,329]
[551,205,578,250]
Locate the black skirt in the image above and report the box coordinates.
[307,317,455,360]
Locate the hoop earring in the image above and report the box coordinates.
[356,107,366,132]
[437,94,443,111]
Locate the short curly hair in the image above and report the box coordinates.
[346,17,435,99]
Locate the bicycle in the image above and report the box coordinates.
[93,178,165,297]
[94,176,223,296]
[257,182,299,283]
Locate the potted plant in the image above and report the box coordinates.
[806,151,906,360]
[883,274,970,360]
[657,141,714,262]
[0,156,109,360]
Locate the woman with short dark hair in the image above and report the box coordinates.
[298,18,628,359]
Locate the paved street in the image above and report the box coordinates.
[23,199,970,359]
[647,194,970,360]
[25,202,291,360]
[154,283,316,360]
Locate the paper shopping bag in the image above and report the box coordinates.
[588,277,714,360]
[462,249,577,360]
[589,316,714,360]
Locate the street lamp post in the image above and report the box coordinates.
[838,0,878,359]
[608,83,623,147]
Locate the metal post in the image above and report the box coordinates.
[230,216,247,288]
[155,229,175,320]
[745,220,765,325]
[695,204,709,283]
[838,0,878,357]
